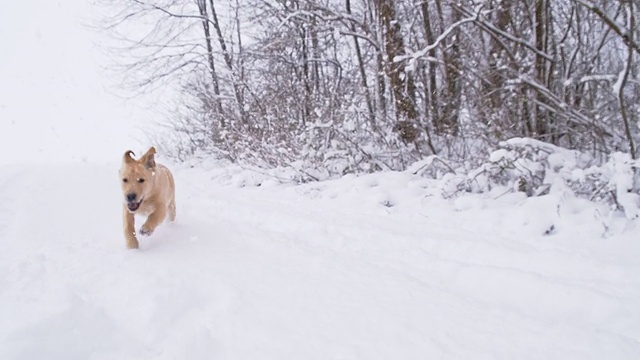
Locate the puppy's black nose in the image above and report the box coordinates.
[126,193,137,202]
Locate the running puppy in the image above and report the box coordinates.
[119,147,176,249]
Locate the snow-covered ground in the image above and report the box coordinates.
[0,159,639,359]
[2,1,639,359]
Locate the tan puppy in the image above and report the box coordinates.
[119,147,176,249]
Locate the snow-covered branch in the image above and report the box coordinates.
[395,6,481,63]
[573,0,640,56]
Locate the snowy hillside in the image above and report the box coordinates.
[0,160,639,359]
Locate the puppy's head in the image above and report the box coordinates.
[119,147,157,213]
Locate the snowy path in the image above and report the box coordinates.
[0,163,639,359]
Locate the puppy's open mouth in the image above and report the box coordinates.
[127,199,143,212]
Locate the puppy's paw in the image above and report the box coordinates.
[139,226,154,236]
[126,238,139,249]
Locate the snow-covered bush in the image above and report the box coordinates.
[414,137,640,219]
[480,138,593,196]
[583,152,640,219]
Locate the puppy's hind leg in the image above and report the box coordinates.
[166,169,176,222]
[168,200,176,222]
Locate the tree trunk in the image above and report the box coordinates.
[208,0,248,125]
[346,0,376,129]
[196,0,223,123]
[534,0,551,140]
[420,0,440,133]
[375,0,419,141]
[438,2,461,135]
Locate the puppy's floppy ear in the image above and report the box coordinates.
[123,150,136,164]
[142,146,157,169]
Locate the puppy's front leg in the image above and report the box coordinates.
[140,207,166,236]
[123,206,139,249]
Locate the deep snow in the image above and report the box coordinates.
[0,160,639,359]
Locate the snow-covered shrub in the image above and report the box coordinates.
[481,138,593,196]
[581,152,640,219]
[415,137,640,218]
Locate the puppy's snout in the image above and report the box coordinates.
[126,193,137,202]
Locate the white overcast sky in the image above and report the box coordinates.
[0,0,154,164]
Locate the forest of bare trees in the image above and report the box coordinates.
[102,0,640,180]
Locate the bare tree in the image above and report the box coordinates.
[374,0,418,133]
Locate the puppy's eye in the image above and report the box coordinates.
[122,178,128,183]
[138,178,145,183]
